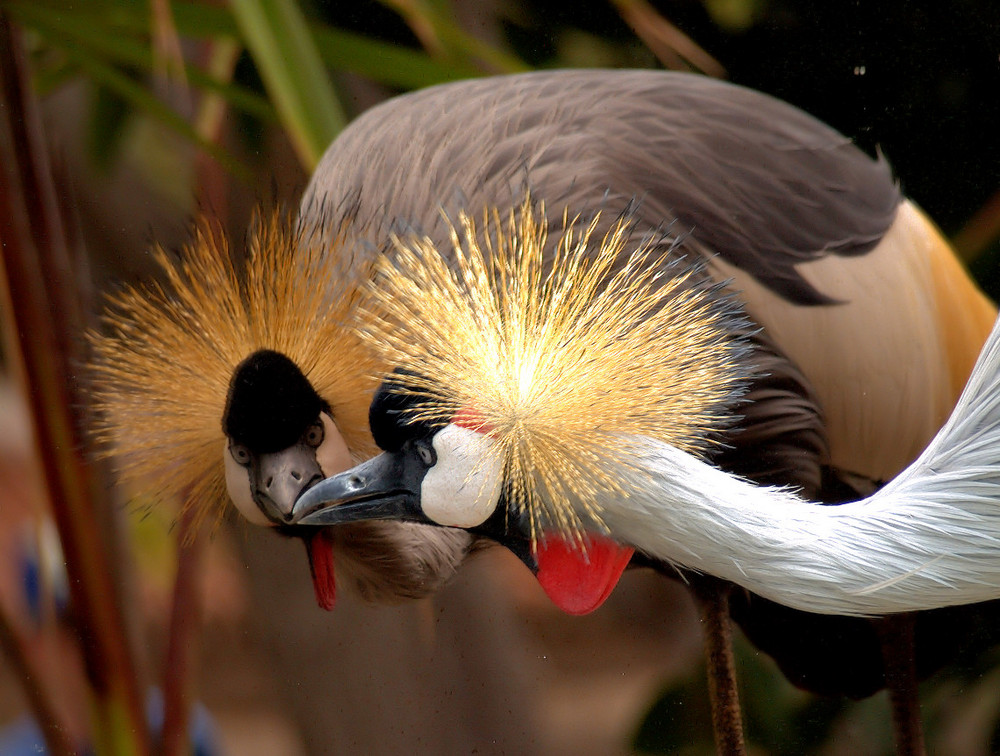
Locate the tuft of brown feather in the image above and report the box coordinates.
[89,212,381,532]
[360,199,754,545]
[330,522,471,602]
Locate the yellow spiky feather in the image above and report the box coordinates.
[89,212,381,531]
[360,199,754,545]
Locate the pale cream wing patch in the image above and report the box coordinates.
[709,200,995,482]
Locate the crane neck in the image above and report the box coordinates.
[596,437,1000,616]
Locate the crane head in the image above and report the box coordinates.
[89,213,469,610]
[222,349,350,527]
[289,197,756,613]
[294,372,503,531]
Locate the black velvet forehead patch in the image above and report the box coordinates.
[368,369,445,452]
[223,349,328,453]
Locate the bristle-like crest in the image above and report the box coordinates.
[89,212,380,530]
[361,198,753,544]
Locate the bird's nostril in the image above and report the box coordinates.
[291,470,302,481]
[265,476,273,489]
[349,475,363,489]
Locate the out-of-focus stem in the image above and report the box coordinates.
[611,0,726,78]
[0,13,151,756]
[159,34,236,756]
[195,36,241,218]
[955,189,1000,262]
[0,603,76,756]
[159,504,205,756]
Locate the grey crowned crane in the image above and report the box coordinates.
[90,69,995,754]
[89,216,472,610]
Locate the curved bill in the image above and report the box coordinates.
[291,449,429,526]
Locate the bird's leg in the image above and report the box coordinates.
[875,614,925,756]
[691,575,747,756]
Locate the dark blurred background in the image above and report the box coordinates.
[325,0,1000,271]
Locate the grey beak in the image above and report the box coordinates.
[290,448,428,526]
[252,444,324,524]
[291,445,542,576]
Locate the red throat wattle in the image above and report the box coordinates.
[451,407,632,614]
[535,533,634,615]
[306,529,337,610]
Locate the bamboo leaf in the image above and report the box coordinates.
[172,1,490,86]
[31,59,83,97]
[311,24,483,88]
[7,2,274,122]
[57,42,249,178]
[15,0,489,101]
[377,0,529,73]
[230,0,346,170]
[88,83,131,170]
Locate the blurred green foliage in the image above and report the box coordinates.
[6,0,997,263]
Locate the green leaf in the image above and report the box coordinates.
[88,83,131,170]
[230,0,346,170]
[169,2,493,89]
[402,2,529,73]
[311,24,484,89]
[7,2,274,122]
[60,42,248,178]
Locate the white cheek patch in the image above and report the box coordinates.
[421,424,503,528]
[223,442,271,527]
[316,412,353,476]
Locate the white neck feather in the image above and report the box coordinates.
[598,315,1000,617]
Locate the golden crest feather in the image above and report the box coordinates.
[360,199,754,544]
[89,212,380,529]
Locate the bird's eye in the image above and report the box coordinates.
[305,421,325,448]
[417,442,435,467]
[229,443,251,466]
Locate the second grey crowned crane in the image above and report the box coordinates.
[296,213,1000,618]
